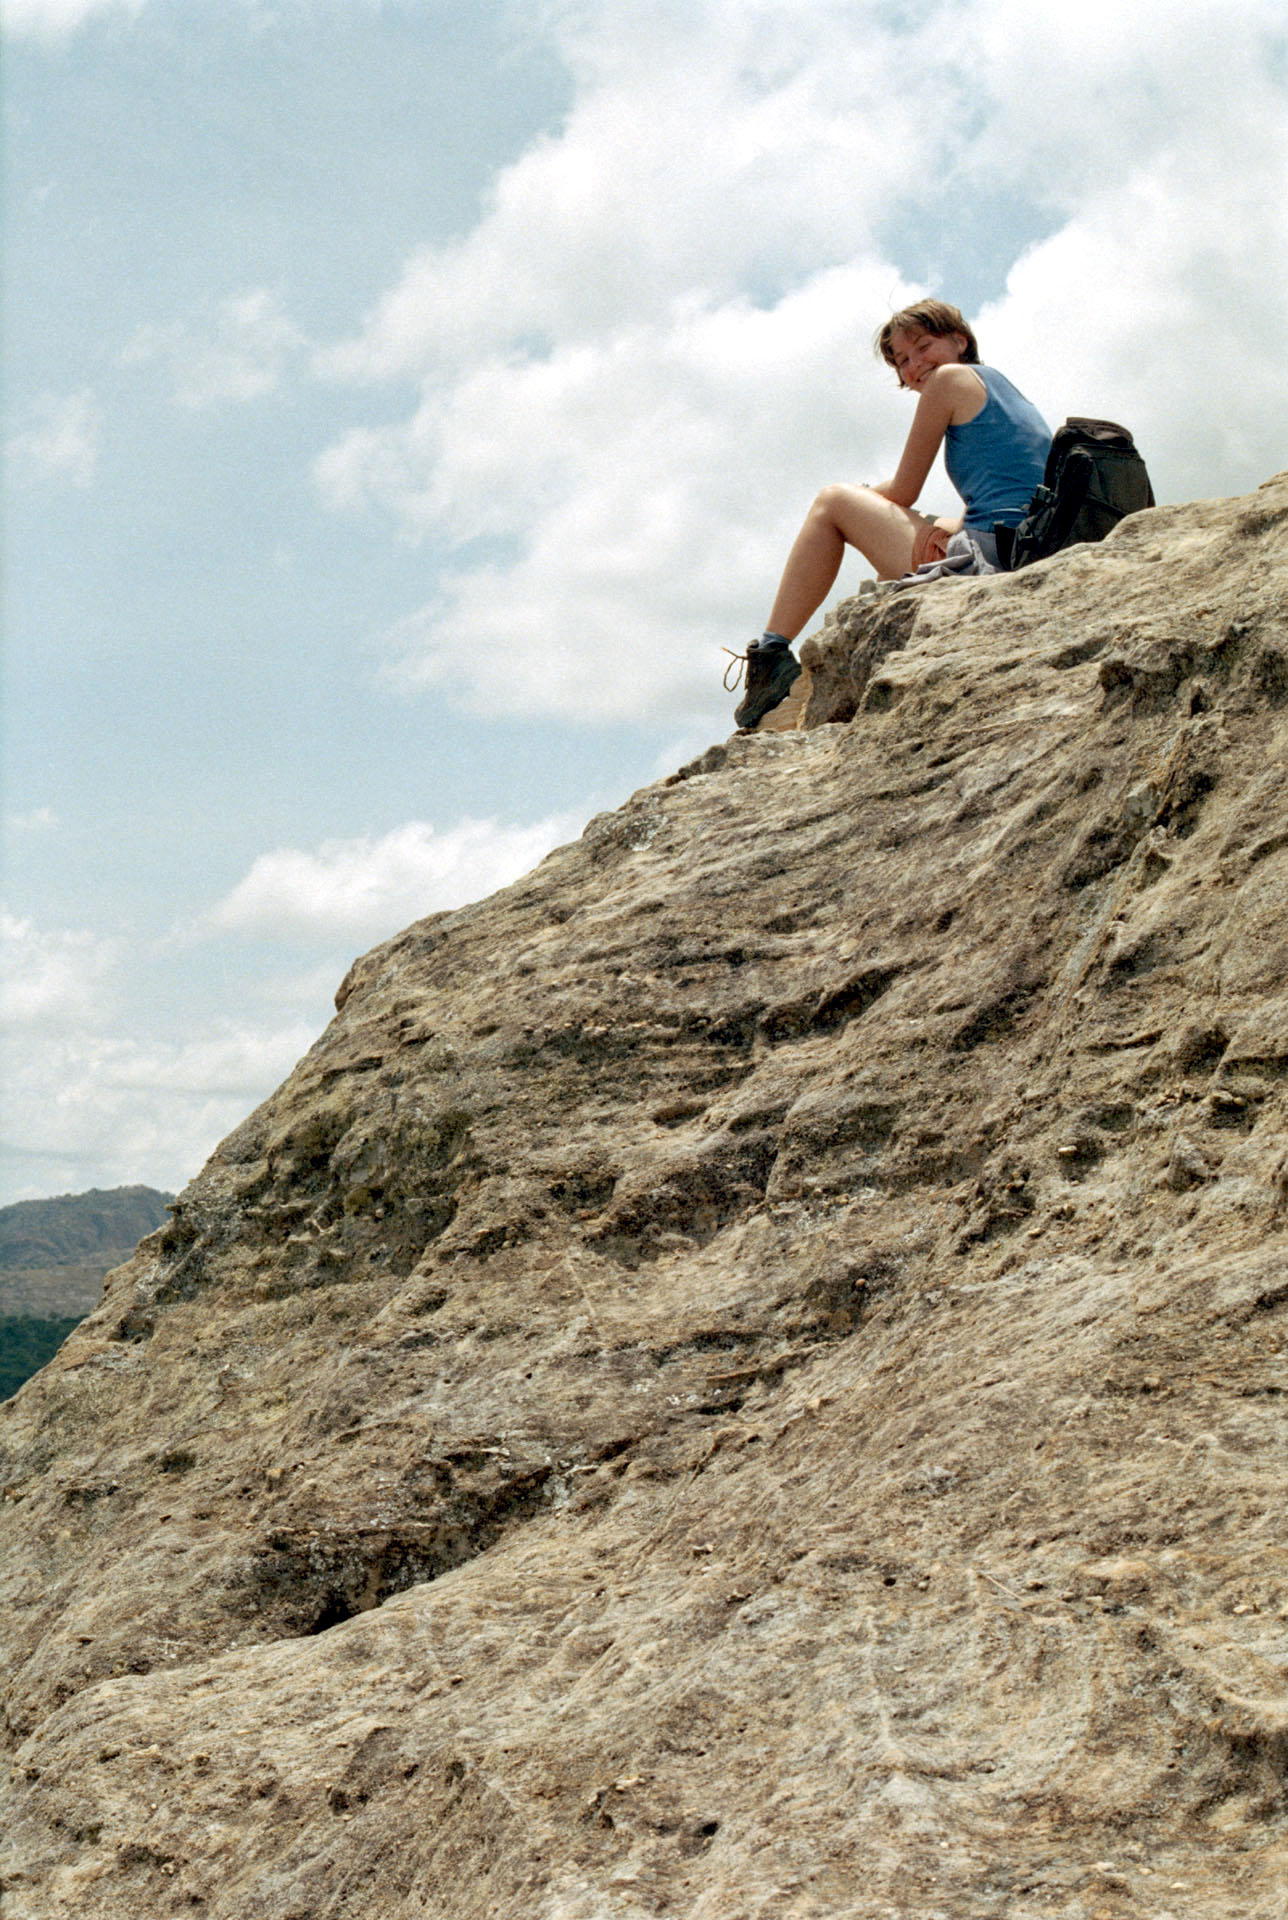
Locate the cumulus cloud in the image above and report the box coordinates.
[0,898,342,1201]
[0,1020,316,1203]
[312,0,1288,726]
[352,265,919,724]
[203,814,583,942]
[123,288,306,409]
[1,0,144,41]
[977,143,1288,506]
[0,908,322,1200]
[314,7,936,389]
[5,391,101,486]
[954,0,1286,205]
[0,910,118,1025]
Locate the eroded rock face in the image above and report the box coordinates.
[2,476,1287,1919]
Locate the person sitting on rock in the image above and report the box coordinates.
[731,298,1052,729]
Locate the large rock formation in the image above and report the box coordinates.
[3,477,1287,1919]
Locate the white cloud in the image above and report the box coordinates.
[0,910,118,1025]
[957,0,1287,205]
[1,0,144,41]
[313,5,942,389]
[312,0,1288,726]
[5,390,101,486]
[123,288,306,409]
[203,814,584,942]
[352,264,919,725]
[977,144,1288,508]
[0,908,328,1204]
[0,1020,316,1204]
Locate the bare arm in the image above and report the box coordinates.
[869,364,984,512]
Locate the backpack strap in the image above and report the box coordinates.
[1043,444,1095,550]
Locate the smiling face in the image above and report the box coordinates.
[887,325,970,391]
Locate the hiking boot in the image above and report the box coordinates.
[731,641,802,730]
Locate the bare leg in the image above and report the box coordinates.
[765,484,924,640]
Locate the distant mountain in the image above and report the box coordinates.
[0,1184,174,1272]
[0,1185,174,1319]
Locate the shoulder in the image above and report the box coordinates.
[924,362,987,424]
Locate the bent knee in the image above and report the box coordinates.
[812,481,868,519]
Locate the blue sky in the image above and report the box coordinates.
[3,0,1286,1205]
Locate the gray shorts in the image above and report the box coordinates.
[899,525,1000,586]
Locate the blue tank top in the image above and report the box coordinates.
[945,366,1051,530]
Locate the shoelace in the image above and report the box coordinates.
[721,645,756,691]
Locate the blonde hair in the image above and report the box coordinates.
[874,300,980,386]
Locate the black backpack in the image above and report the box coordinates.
[999,417,1155,570]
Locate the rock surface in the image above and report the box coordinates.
[3,476,1287,1919]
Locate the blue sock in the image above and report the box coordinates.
[760,630,791,649]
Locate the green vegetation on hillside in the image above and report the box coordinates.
[0,1316,83,1401]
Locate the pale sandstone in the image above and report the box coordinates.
[2,477,1287,1918]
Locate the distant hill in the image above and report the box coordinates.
[0,1185,174,1319]
[0,1184,174,1272]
